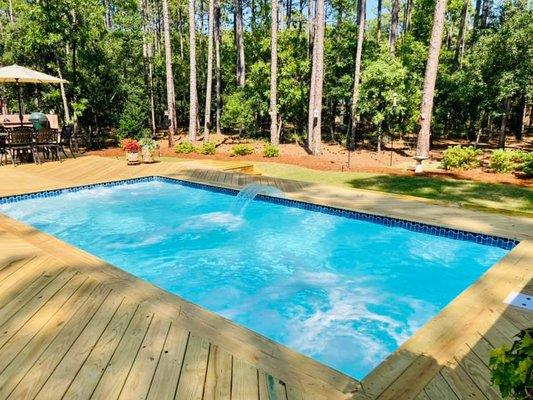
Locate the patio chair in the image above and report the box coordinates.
[0,130,7,166]
[7,127,38,166]
[35,128,62,162]
[60,125,76,158]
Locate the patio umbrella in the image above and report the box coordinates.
[0,64,68,126]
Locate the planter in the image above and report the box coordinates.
[126,151,140,165]
[141,146,156,163]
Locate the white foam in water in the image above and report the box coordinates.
[178,212,244,232]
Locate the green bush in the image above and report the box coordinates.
[441,146,483,170]
[522,155,533,178]
[490,150,529,173]
[117,89,149,140]
[490,328,533,400]
[263,143,280,158]
[174,141,196,154]
[198,141,216,155]
[230,144,254,156]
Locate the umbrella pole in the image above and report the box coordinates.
[16,80,23,126]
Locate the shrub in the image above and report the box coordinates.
[117,89,149,140]
[198,141,216,155]
[230,144,254,156]
[441,146,483,170]
[174,141,196,154]
[263,143,280,158]
[490,149,528,173]
[523,155,533,178]
[139,137,159,151]
[489,328,533,399]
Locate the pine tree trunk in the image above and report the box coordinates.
[389,0,400,54]
[178,7,185,59]
[204,0,215,140]
[414,0,447,173]
[349,0,365,147]
[376,0,382,43]
[453,0,468,69]
[57,65,70,124]
[234,0,246,86]
[498,98,510,149]
[481,0,490,28]
[307,0,325,155]
[189,0,198,141]
[8,0,13,23]
[162,0,177,146]
[307,0,315,59]
[270,0,279,144]
[474,0,482,27]
[139,0,157,135]
[403,0,412,32]
[214,0,222,135]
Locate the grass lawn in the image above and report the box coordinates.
[253,162,533,216]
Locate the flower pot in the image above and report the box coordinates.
[126,151,140,165]
[141,146,156,163]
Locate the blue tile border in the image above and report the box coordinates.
[0,175,519,251]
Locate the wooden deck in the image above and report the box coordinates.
[0,156,531,400]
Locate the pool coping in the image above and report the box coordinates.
[0,172,530,399]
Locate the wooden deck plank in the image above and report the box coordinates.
[455,348,501,400]
[90,309,153,400]
[258,371,287,400]
[33,294,127,400]
[423,372,459,400]
[146,324,189,400]
[202,345,232,400]
[7,286,114,400]
[232,358,259,400]
[118,315,171,400]
[0,277,98,399]
[61,301,139,400]
[174,334,210,400]
[440,362,488,400]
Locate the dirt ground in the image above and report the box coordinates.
[87,133,533,187]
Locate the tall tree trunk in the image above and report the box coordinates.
[349,0,365,147]
[234,0,246,86]
[57,65,70,124]
[204,0,215,139]
[307,0,325,155]
[286,0,292,28]
[453,0,468,69]
[162,0,177,146]
[414,0,447,173]
[389,0,400,54]
[307,0,315,58]
[270,0,279,144]
[8,0,13,23]
[214,0,222,135]
[376,0,382,43]
[403,0,412,32]
[139,0,157,135]
[481,0,490,28]
[474,0,482,27]
[189,0,198,141]
[498,98,510,149]
[178,6,185,59]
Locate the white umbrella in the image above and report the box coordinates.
[0,64,68,125]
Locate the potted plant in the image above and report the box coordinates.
[121,138,141,165]
[139,137,159,163]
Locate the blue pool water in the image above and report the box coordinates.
[0,180,510,379]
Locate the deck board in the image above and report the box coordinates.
[0,157,530,399]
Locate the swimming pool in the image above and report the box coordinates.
[0,177,515,380]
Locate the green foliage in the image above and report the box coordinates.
[230,144,254,156]
[490,328,533,399]
[221,90,255,134]
[117,88,149,140]
[490,150,529,173]
[263,143,280,158]
[139,137,158,151]
[174,141,196,154]
[523,157,533,178]
[441,146,483,170]
[198,141,216,155]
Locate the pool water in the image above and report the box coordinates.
[0,180,510,379]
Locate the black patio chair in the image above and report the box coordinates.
[60,125,76,158]
[7,127,38,166]
[35,128,62,162]
[0,130,7,166]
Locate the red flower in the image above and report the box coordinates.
[121,138,141,152]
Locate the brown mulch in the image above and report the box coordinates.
[87,134,533,187]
